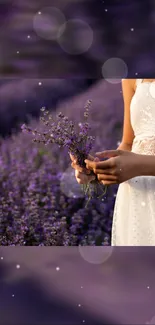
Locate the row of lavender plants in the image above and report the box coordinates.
[0,80,123,245]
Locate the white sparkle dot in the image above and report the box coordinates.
[1,257,3,260]
[141,201,146,206]
[24,100,27,103]
[78,304,81,307]
[135,72,138,75]
[130,28,134,31]
[12,294,15,297]
[16,264,20,269]
[81,286,83,289]
[27,35,31,39]
[82,321,85,323]
[105,9,108,12]
[17,51,19,54]
[38,82,42,86]
[56,266,60,271]
[147,286,150,289]
[38,11,41,15]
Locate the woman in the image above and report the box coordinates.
[70,79,155,246]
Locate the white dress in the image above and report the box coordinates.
[112,79,155,246]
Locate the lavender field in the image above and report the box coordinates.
[0,79,123,246]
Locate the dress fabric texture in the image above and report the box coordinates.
[112,79,155,246]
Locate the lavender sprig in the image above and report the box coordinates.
[21,100,107,206]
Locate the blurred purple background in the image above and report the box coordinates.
[0,0,154,136]
[0,0,155,79]
[0,247,155,325]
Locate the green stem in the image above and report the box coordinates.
[97,184,107,199]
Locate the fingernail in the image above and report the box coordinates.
[84,160,88,163]
[95,152,101,155]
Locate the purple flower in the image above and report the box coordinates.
[21,100,106,206]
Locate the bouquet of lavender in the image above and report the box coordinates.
[21,100,107,206]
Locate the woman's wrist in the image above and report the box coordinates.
[117,144,155,178]
[136,154,155,177]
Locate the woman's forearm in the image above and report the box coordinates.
[138,154,155,177]
[118,142,155,177]
[117,142,132,152]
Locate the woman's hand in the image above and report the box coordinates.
[74,169,96,184]
[69,153,99,184]
[84,149,142,185]
[70,153,94,175]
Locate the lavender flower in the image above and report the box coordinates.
[21,100,107,205]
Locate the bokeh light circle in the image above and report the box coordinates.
[149,82,155,99]
[102,58,128,83]
[33,7,66,40]
[79,246,113,264]
[149,316,155,324]
[60,166,85,198]
[57,19,94,55]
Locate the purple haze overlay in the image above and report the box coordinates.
[0,0,154,324]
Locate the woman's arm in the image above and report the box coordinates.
[117,142,132,151]
[138,155,155,177]
[117,79,135,152]
[85,149,155,184]
[118,79,155,177]
[85,79,155,184]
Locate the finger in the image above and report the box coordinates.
[71,163,86,174]
[72,162,91,174]
[76,170,93,179]
[93,168,114,175]
[70,154,95,166]
[85,157,100,170]
[69,153,75,161]
[76,177,95,184]
[76,177,86,185]
[87,154,94,161]
[101,180,118,185]
[71,162,84,173]
[86,154,99,162]
[95,150,122,158]
[85,159,114,170]
[76,174,96,183]
[94,157,100,162]
[69,153,78,164]
[97,174,117,181]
